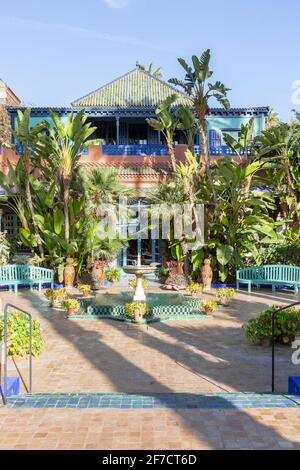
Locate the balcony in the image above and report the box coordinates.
[101,144,169,156]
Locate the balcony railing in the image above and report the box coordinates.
[102,144,169,156]
[194,145,252,157]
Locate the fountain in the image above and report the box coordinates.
[123,265,156,302]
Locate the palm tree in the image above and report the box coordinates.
[169,50,230,204]
[83,168,132,218]
[222,117,257,194]
[256,122,300,224]
[147,94,193,171]
[14,109,47,258]
[136,61,163,78]
[265,108,280,130]
[44,110,98,244]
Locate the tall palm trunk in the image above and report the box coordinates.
[63,183,70,243]
[199,117,218,205]
[24,159,44,258]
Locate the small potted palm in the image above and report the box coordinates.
[125,302,150,324]
[44,288,67,308]
[186,283,202,297]
[202,300,218,316]
[215,288,235,306]
[63,298,80,317]
[78,284,92,298]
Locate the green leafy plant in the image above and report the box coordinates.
[215,288,235,300]
[128,279,148,290]
[105,267,121,283]
[156,267,171,279]
[77,284,91,296]
[243,306,300,345]
[63,298,80,312]
[186,283,202,294]
[44,288,67,305]
[0,311,44,357]
[201,299,218,313]
[0,231,10,265]
[125,302,150,319]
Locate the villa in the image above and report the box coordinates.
[0,68,269,268]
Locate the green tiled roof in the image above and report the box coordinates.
[72,69,192,109]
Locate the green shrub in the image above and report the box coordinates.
[105,268,121,283]
[186,283,202,294]
[125,302,150,318]
[258,243,300,266]
[243,306,300,345]
[0,311,44,358]
[216,288,235,300]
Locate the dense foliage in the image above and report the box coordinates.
[243,306,300,345]
[0,311,44,357]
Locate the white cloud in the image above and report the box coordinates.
[0,16,177,53]
[103,0,129,8]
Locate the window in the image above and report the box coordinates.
[3,213,18,236]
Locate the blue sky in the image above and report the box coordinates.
[1,0,299,120]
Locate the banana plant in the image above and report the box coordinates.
[169,50,231,204]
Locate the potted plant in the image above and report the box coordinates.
[44,288,67,308]
[105,267,121,284]
[128,279,149,291]
[186,283,202,297]
[202,299,218,315]
[215,288,235,306]
[156,267,170,284]
[63,298,80,317]
[125,302,150,324]
[77,284,92,298]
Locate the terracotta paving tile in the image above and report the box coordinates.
[1,289,300,449]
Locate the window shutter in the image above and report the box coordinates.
[209,129,222,147]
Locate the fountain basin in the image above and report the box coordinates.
[123,265,156,302]
[76,292,211,323]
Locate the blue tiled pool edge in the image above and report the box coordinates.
[5,393,300,410]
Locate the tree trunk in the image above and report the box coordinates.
[181,239,190,282]
[168,143,177,172]
[199,118,218,205]
[24,164,44,259]
[63,184,70,244]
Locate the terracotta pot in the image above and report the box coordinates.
[219,297,230,306]
[64,258,76,288]
[92,260,106,281]
[82,291,90,298]
[134,310,144,324]
[167,261,184,275]
[204,308,214,316]
[67,308,77,317]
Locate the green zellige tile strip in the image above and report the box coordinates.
[6,393,300,409]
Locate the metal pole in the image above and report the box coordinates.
[272,312,275,393]
[3,307,7,404]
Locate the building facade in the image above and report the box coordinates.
[1,69,269,267]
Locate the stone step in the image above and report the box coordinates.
[5,392,300,409]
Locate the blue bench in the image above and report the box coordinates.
[236,264,300,294]
[0,265,54,292]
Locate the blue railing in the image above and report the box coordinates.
[102,144,169,156]
[194,145,252,156]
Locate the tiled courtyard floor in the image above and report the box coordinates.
[1,287,300,449]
